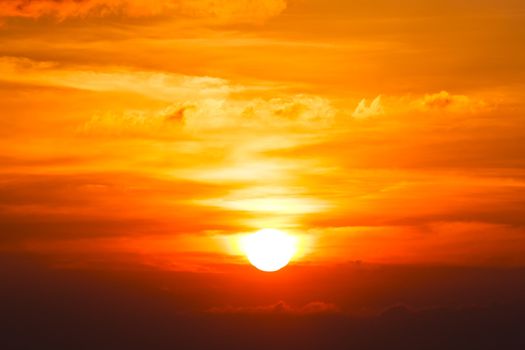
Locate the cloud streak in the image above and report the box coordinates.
[208,301,341,315]
[0,0,287,23]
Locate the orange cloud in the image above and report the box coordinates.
[352,95,384,118]
[76,91,336,139]
[418,91,487,112]
[351,92,488,118]
[0,56,235,101]
[179,0,287,23]
[0,0,287,23]
[0,0,168,18]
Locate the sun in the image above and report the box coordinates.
[241,229,297,272]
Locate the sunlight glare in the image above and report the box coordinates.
[241,228,297,272]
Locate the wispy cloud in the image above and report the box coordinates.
[351,92,489,119]
[208,301,340,315]
[0,0,287,23]
[417,90,487,112]
[352,95,384,119]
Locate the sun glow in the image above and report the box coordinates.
[241,229,297,272]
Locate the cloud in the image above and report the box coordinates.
[417,90,487,112]
[3,257,525,349]
[0,56,234,101]
[78,107,184,137]
[0,57,336,133]
[352,95,384,118]
[350,91,488,119]
[0,0,287,23]
[0,172,245,244]
[208,301,341,315]
[178,0,287,24]
[182,95,337,131]
[78,95,336,136]
[0,0,173,19]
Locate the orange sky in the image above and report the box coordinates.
[1,0,525,271]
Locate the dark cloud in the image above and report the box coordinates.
[1,255,525,350]
[208,301,340,315]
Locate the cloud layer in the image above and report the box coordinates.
[208,301,340,315]
[0,0,287,23]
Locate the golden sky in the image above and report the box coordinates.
[1,0,525,271]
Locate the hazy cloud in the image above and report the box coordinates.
[351,92,488,118]
[352,95,384,118]
[208,301,340,315]
[178,0,287,23]
[0,56,235,101]
[0,0,287,23]
[79,94,336,136]
[0,172,245,244]
[418,91,487,112]
[182,95,336,131]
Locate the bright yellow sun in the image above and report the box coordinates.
[241,229,297,272]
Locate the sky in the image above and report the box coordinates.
[1,1,525,349]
